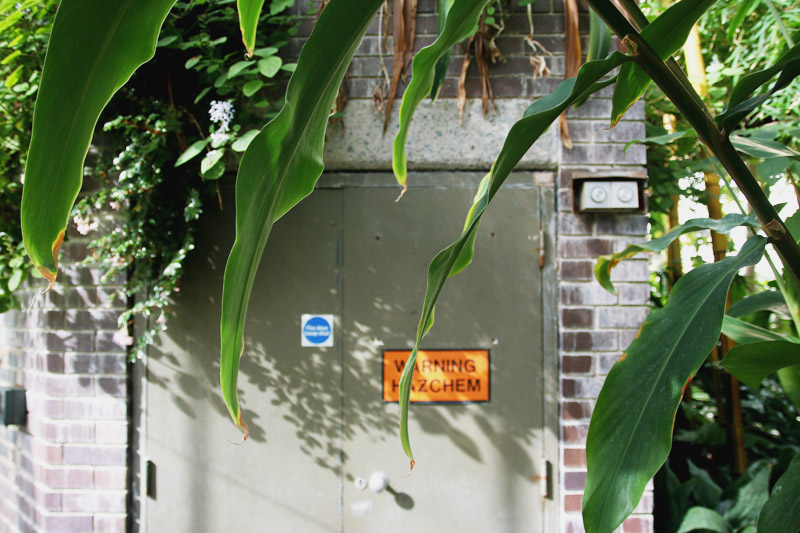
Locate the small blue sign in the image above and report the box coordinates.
[301,314,334,347]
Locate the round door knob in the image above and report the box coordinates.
[368,471,390,493]
[353,477,367,490]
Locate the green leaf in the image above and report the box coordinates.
[184,55,200,69]
[688,459,723,509]
[721,315,797,345]
[237,0,266,56]
[721,341,800,388]
[719,43,800,132]
[269,0,292,15]
[586,9,611,62]
[677,507,730,533]
[595,214,759,293]
[727,0,761,39]
[398,51,633,466]
[583,236,767,533]
[228,60,255,78]
[728,290,787,318]
[777,366,800,411]
[243,79,263,97]
[731,134,800,160]
[21,0,176,285]
[609,0,718,126]
[257,56,282,78]
[430,0,456,102]
[252,46,279,57]
[392,0,491,191]
[231,130,259,152]
[175,138,210,167]
[7,269,24,292]
[758,452,800,533]
[200,149,224,176]
[220,0,384,437]
[724,465,770,530]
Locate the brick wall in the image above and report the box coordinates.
[0,218,129,532]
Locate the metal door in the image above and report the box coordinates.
[142,173,552,532]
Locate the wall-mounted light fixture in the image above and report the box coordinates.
[569,170,647,213]
[1,387,26,426]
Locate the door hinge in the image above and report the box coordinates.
[146,460,157,500]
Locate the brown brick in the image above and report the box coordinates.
[562,401,592,421]
[560,238,615,258]
[623,516,653,533]
[560,261,593,281]
[562,331,617,352]
[562,309,593,328]
[562,355,592,373]
[564,493,582,512]
[563,424,589,444]
[564,448,587,468]
[564,471,587,490]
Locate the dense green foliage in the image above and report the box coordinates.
[14,1,800,532]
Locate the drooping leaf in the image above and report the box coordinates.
[607,0,718,126]
[676,507,730,533]
[595,214,759,293]
[721,340,800,388]
[430,0,456,101]
[721,315,797,345]
[727,290,787,318]
[583,236,767,533]
[724,464,771,530]
[719,43,800,132]
[220,0,384,437]
[237,0,266,57]
[21,0,177,285]
[399,50,634,466]
[392,0,490,192]
[758,452,800,533]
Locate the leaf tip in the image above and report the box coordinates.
[237,411,250,441]
[395,184,408,202]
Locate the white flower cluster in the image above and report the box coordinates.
[209,100,234,145]
[73,214,98,235]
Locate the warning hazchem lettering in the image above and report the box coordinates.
[382,350,490,403]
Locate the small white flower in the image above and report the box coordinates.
[209,100,234,137]
[109,201,120,211]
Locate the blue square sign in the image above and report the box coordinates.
[301,314,334,347]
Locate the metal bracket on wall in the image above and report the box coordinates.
[0,387,26,426]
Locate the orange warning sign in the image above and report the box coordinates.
[383,350,490,403]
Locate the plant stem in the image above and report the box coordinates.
[613,27,800,284]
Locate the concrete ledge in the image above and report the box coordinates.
[323,98,560,171]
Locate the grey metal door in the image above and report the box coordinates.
[143,173,551,532]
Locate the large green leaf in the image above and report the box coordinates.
[237,0,266,57]
[604,0,717,126]
[20,0,176,285]
[595,214,759,293]
[392,0,490,192]
[220,0,383,436]
[399,51,633,466]
[758,452,800,533]
[718,43,800,132]
[721,341,800,388]
[583,236,766,533]
[777,366,800,410]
